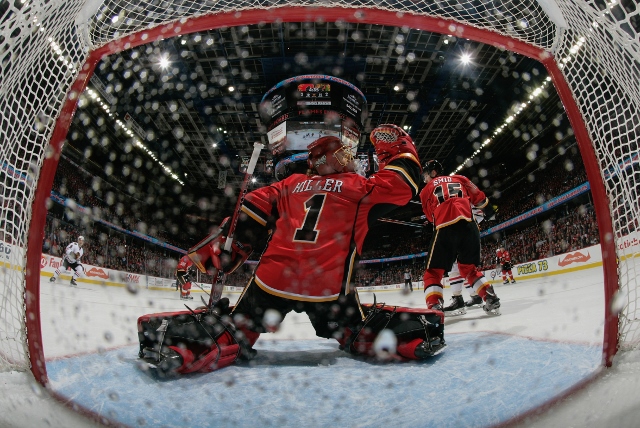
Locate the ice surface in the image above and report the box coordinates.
[2,265,640,427]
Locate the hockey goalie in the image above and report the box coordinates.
[138,125,446,377]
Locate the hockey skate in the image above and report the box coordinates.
[70,278,77,287]
[49,276,56,283]
[464,295,483,308]
[429,299,444,311]
[414,336,447,358]
[511,279,516,283]
[503,280,509,284]
[443,295,466,317]
[482,287,501,316]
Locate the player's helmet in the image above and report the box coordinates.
[370,124,419,169]
[307,136,356,176]
[424,160,443,176]
[78,236,85,242]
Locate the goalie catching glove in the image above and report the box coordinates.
[370,124,421,169]
[187,217,253,275]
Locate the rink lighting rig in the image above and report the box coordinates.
[46,26,184,186]
[83,88,184,186]
[451,36,587,176]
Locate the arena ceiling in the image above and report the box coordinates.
[62,21,574,241]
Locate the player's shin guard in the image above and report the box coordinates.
[339,303,446,360]
[423,268,445,309]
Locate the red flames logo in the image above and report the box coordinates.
[86,267,109,279]
[558,251,591,267]
[40,256,47,269]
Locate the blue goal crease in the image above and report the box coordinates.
[46,333,601,428]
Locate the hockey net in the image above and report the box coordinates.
[0,0,638,382]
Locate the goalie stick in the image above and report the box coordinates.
[208,142,264,308]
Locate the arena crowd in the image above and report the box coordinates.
[43,144,600,289]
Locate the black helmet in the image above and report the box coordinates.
[424,159,443,176]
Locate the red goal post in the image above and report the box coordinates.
[1,1,636,387]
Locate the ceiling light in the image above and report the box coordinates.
[159,55,170,69]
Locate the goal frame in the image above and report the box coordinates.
[23,7,619,387]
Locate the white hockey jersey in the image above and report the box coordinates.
[64,242,84,263]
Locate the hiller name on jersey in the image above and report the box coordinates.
[291,178,344,194]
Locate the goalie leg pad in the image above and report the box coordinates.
[168,346,195,373]
[342,304,445,360]
[180,331,240,374]
[137,298,244,376]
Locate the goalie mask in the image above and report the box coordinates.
[307,136,356,176]
[370,124,420,169]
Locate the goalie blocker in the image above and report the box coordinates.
[187,217,253,276]
[137,299,445,377]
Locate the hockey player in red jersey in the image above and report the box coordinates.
[225,129,444,359]
[176,255,195,300]
[138,126,447,376]
[420,160,501,315]
[496,247,516,284]
[442,208,485,315]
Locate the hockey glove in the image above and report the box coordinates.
[472,207,485,224]
[211,238,253,275]
[484,204,498,221]
[188,217,231,273]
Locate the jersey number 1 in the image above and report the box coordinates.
[293,194,326,243]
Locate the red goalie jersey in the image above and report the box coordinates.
[419,174,488,229]
[240,159,420,302]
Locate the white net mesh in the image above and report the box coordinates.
[552,2,640,349]
[0,0,638,373]
[1,0,91,370]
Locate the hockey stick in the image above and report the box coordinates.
[180,280,209,308]
[208,142,264,308]
[378,218,425,228]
